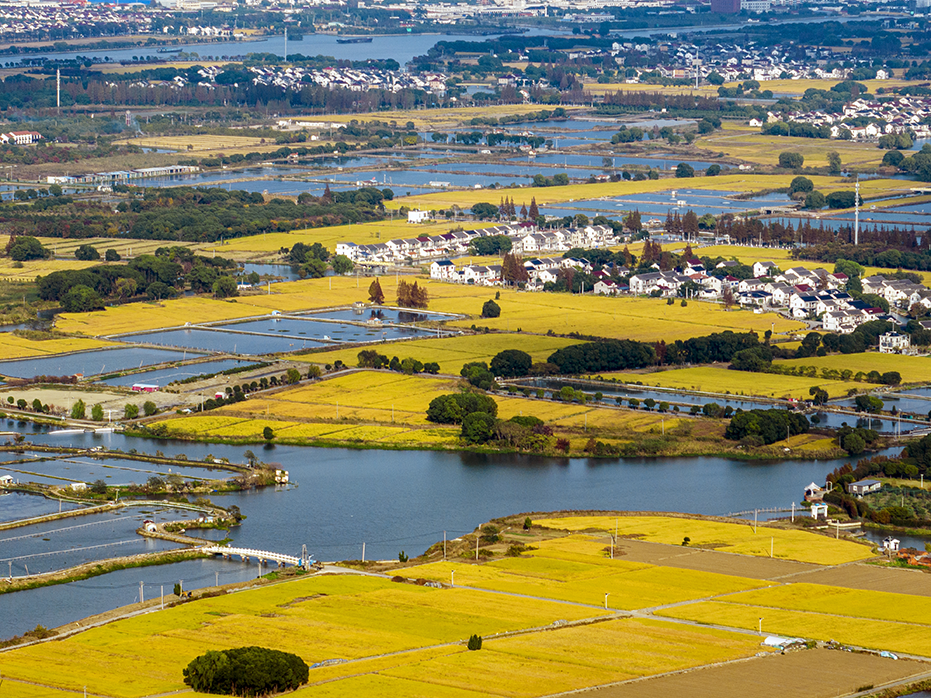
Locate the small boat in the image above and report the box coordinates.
[336,37,373,44]
[157,47,184,54]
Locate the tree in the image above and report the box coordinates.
[286,368,301,384]
[706,164,721,177]
[467,634,483,651]
[243,450,258,467]
[124,403,139,419]
[71,399,86,419]
[481,299,501,318]
[213,275,238,298]
[826,190,858,209]
[368,278,385,305]
[8,236,51,261]
[146,282,174,300]
[854,395,884,413]
[490,349,532,378]
[183,647,309,695]
[842,432,865,455]
[263,426,274,441]
[115,277,137,301]
[722,284,735,309]
[675,163,695,178]
[804,191,826,210]
[74,244,100,261]
[105,249,121,262]
[789,176,814,194]
[90,479,107,495]
[528,197,539,221]
[397,280,428,308]
[778,152,804,169]
[143,401,157,416]
[501,252,529,286]
[462,411,496,443]
[91,403,104,421]
[61,285,104,313]
[827,151,842,175]
[331,254,353,274]
[471,202,499,220]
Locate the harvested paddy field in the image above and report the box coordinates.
[796,563,931,597]
[613,365,865,399]
[593,649,929,698]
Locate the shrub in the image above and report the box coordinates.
[778,152,804,169]
[481,299,501,318]
[183,646,309,696]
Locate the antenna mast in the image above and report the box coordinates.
[854,175,860,246]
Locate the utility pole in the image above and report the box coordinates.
[362,542,365,562]
[443,531,447,560]
[284,26,288,62]
[56,68,60,114]
[139,581,144,604]
[475,535,479,561]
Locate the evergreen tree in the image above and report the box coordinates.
[368,278,385,304]
[528,197,539,221]
[520,202,528,219]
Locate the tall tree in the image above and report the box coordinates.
[368,278,385,304]
[528,197,539,221]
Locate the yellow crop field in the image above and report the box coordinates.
[380,618,763,698]
[616,365,864,399]
[298,333,579,374]
[0,335,114,362]
[722,583,931,626]
[401,557,765,611]
[696,122,887,168]
[36,237,197,259]
[0,574,600,698]
[537,515,874,565]
[55,296,259,336]
[438,294,804,342]
[775,353,931,385]
[198,219,459,258]
[657,601,931,657]
[386,174,912,210]
[113,135,266,153]
[0,257,96,281]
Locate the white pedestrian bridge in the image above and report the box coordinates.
[200,545,313,567]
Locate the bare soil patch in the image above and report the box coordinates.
[787,563,931,597]
[590,649,928,698]
[614,538,820,580]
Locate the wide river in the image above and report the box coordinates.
[0,422,889,636]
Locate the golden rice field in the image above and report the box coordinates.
[612,365,865,400]
[399,555,768,611]
[657,600,931,657]
[537,515,874,565]
[387,174,914,210]
[169,371,673,436]
[0,574,604,698]
[720,583,931,627]
[113,135,267,153]
[696,122,887,168]
[196,219,458,258]
[53,273,804,343]
[0,257,96,282]
[298,333,578,374]
[0,335,114,362]
[775,353,931,385]
[36,237,197,260]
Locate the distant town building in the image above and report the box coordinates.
[711,0,741,12]
[407,210,430,224]
[847,479,882,497]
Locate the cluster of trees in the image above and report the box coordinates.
[183,647,309,696]
[426,392,551,447]
[724,408,809,446]
[397,280,429,309]
[531,172,571,188]
[284,241,352,278]
[357,349,439,375]
[38,247,241,310]
[0,186,389,244]
[824,454,928,524]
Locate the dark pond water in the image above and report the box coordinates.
[0,347,193,379]
[0,491,81,522]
